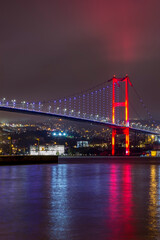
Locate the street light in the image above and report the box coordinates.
[38,102,43,111]
[56,107,59,114]
[83,113,86,118]
[71,109,74,116]
[48,105,51,112]
[2,98,6,105]
[63,108,67,115]
[11,99,16,108]
[30,102,35,111]
[95,114,99,120]
[21,101,26,109]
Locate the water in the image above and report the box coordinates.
[0,159,160,240]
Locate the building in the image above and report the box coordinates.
[30,145,64,155]
[77,141,89,148]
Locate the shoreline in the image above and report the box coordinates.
[0,155,160,165]
[0,155,58,165]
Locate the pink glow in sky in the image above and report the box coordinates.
[0,0,160,118]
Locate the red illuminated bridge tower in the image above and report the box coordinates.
[110,75,132,156]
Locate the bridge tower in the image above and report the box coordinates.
[111,75,132,156]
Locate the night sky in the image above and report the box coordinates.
[0,0,160,120]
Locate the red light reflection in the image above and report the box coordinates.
[107,164,134,238]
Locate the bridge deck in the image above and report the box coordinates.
[0,106,159,135]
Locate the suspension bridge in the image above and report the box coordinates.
[0,75,159,155]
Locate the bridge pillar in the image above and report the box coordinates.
[110,75,132,156]
[112,128,116,156]
[125,127,130,155]
[111,128,130,156]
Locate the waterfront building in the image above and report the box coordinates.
[30,145,64,155]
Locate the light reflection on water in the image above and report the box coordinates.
[0,161,160,239]
[149,165,159,238]
[106,164,134,239]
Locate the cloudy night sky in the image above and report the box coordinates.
[0,0,160,120]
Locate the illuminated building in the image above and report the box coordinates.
[77,141,89,148]
[30,145,64,155]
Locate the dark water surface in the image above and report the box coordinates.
[0,159,160,240]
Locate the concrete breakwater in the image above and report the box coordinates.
[0,155,58,165]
